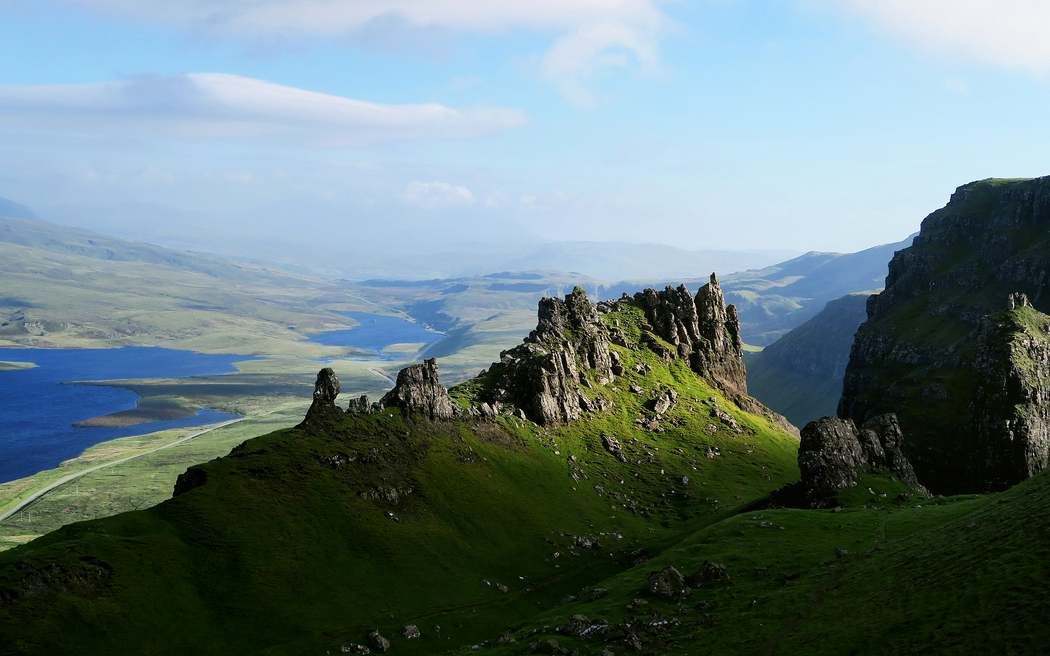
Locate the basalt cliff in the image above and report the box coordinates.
[840,176,1050,493]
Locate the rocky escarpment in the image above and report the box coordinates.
[778,414,928,508]
[301,278,794,435]
[469,278,795,433]
[971,299,1050,490]
[839,176,1050,493]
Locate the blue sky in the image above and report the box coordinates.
[2,0,1050,266]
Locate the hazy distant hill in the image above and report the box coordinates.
[746,292,874,427]
[0,215,314,286]
[594,235,911,346]
[498,241,797,282]
[719,235,915,345]
[0,195,40,221]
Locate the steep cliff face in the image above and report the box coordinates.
[972,302,1050,490]
[840,176,1050,493]
[747,292,873,427]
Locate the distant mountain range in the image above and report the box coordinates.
[0,196,40,221]
[0,194,913,351]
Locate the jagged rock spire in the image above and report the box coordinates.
[298,367,345,429]
[634,273,747,401]
[380,358,459,420]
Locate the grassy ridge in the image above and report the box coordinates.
[0,317,801,654]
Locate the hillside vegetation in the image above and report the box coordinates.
[0,297,801,654]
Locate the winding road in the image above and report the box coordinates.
[0,415,259,522]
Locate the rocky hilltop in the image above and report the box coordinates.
[337,277,795,436]
[840,176,1050,493]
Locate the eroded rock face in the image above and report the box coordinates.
[380,358,459,420]
[795,414,928,508]
[469,283,794,432]
[634,275,746,400]
[971,307,1050,490]
[484,287,616,425]
[839,176,1050,493]
[298,367,347,428]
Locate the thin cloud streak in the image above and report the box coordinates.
[816,0,1050,73]
[46,0,674,104]
[0,73,530,146]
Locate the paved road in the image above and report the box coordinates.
[0,415,256,522]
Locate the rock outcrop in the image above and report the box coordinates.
[791,414,928,508]
[464,282,794,432]
[379,358,459,419]
[971,305,1050,490]
[634,275,746,399]
[298,367,347,429]
[483,286,616,425]
[839,176,1050,493]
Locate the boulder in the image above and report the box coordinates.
[796,414,928,507]
[689,560,729,586]
[645,566,689,599]
[367,630,390,653]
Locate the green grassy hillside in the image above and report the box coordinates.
[466,471,1048,656]
[0,307,801,655]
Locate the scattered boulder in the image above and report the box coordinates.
[568,614,592,635]
[645,566,690,600]
[602,434,627,462]
[495,632,516,645]
[401,625,420,639]
[367,630,390,653]
[652,389,679,415]
[538,637,569,655]
[689,560,729,586]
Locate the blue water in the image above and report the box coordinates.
[0,347,249,483]
[0,313,442,484]
[308,312,444,359]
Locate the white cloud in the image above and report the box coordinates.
[815,0,1050,72]
[0,73,529,146]
[404,181,475,210]
[543,17,661,107]
[50,0,674,104]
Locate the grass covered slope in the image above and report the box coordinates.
[0,316,799,655]
[454,469,1050,656]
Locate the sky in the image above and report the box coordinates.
[2,0,1050,268]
